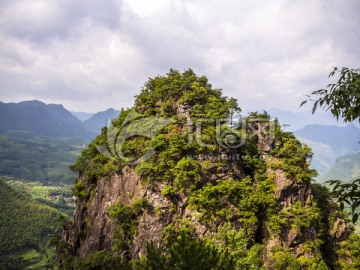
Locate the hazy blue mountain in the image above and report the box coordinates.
[267,108,352,131]
[317,152,360,183]
[82,108,120,134]
[71,111,95,121]
[0,100,95,139]
[293,124,360,174]
[294,124,360,154]
[263,108,360,177]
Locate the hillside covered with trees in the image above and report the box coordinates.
[56,69,360,269]
[318,152,360,183]
[0,180,63,269]
[0,131,87,184]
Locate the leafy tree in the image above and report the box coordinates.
[140,225,235,270]
[300,67,360,121]
[172,158,202,193]
[327,179,360,223]
[301,67,360,222]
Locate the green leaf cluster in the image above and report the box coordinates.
[301,67,360,122]
[327,179,360,223]
[139,224,234,270]
[75,250,129,270]
[269,201,321,236]
[134,69,235,120]
[336,234,360,269]
[269,132,317,182]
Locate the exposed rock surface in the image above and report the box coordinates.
[64,167,143,259]
[271,167,312,209]
[264,165,316,265]
[64,168,216,261]
[330,218,351,244]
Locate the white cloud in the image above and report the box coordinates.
[0,0,359,112]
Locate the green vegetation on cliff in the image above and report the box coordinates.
[60,69,360,269]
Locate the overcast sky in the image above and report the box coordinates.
[0,0,359,112]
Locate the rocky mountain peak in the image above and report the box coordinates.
[57,70,359,269]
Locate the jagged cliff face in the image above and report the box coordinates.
[60,70,358,269]
[65,168,142,259]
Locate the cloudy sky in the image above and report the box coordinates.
[0,0,359,112]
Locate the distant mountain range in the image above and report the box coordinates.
[0,100,120,139]
[267,108,356,131]
[293,124,360,174]
[263,108,360,176]
[82,108,120,134]
[294,124,360,154]
[71,111,95,121]
[0,100,94,139]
